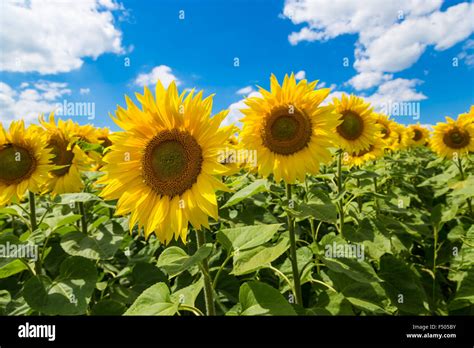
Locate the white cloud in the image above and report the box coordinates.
[365,78,427,110]
[236,86,254,95]
[295,70,306,80]
[0,0,125,74]
[283,0,474,103]
[354,3,474,74]
[0,81,71,124]
[347,72,393,90]
[458,39,474,66]
[224,91,262,129]
[80,88,91,95]
[134,65,180,88]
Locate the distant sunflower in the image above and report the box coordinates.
[431,117,474,158]
[408,124,430,146]
[239,73,339,183]
[0,121,53,206]
[332,94,378,153]
[98,82,233,244]
[391,124,412,151]
[39,114,91,194]
[375,114,397,148]
[343,136,385,168]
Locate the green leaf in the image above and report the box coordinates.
[60,221,123,260]
[157,245,212,277]
[378,255,430,314]
[232,233,290,275]
[321,255,380,284]
[0,259,28,278]
[449,269,474,310]
[124,283,178,316]
[217,223,282,252]
[23,256,97,315]
[277,246,313,292]
[222,179,267,208]
[239,281,296,315]
[92,299,125,315]
[171,278,204,307]
[289,202,337,224]
[0,289,11,307]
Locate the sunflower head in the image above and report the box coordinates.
[343,136,385,168]
[239,73,340,183]
[431,116,474,159]
[375,113,398,148]
[39,114,92,194]
[98,81,232,244]
[408,124,430,147]
[0,120,53,206]
[458,106,474,126]
[332,94,378,153]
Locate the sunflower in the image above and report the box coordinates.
[39,114,92,194]
[239,73,339,183]
[331,94,378,153]
[458,106,474,126]
[408,124,430,146]
[343,136,385,168]
[98,82,233,244]
[0,120,53,206]
[431,116,474,158]
[375,113,398,148]
[391,124,412,151]
[96,127,113,149]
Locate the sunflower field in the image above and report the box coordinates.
[0,74,473,317]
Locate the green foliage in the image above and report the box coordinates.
[0,147,472,316]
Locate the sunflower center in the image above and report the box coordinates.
[142,129,203,197]
[99,136,112,148]
[49,138,74,177]
[443,128,470,149]
[413,129,423,141]
[380,125,390,139]
[0,145,36,185]
[355,145,373,157]
[261,106,312,155]
[337,111,364,140]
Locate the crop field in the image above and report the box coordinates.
[0,77,473,318]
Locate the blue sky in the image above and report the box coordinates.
[0,0,473,130]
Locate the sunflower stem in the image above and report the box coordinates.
[286,183,303,306]
[456,156,473,217]
[432,224,438,311]
[195,229,216,316]
[28,191,37,232]
[336,151,344,233]
[78,202,88,234]
[356,177,362,213]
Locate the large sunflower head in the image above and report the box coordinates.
[431,116,474,159]
[98,81,233,244]
[343,136,385,168]
[408,124,430,147]
[375,113,398,148]
[332,94,378,153]
[0,120,53,206]
[239,73,340,183]
[39,114,92,194]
